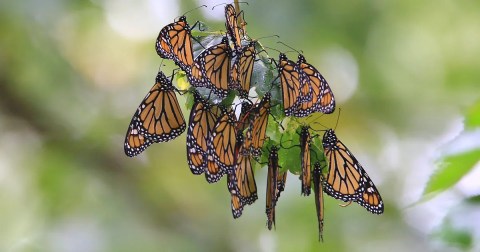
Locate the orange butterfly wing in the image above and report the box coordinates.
[277,53,300,116]
[156,16,194,71]
[230,41,256,98]
[186,92,220,174]
[124,71,185,157]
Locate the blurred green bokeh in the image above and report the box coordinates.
[1,0,479,251]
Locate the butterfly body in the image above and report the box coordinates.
[312,163,325,242]
[266,146,279,230]
[299,126,312,196]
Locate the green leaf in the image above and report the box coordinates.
[465,195,480,204]
[280,141,301,174]
[175,71,190,91]
[432,219,473,250]
[423,148,480,196]
[465,99,480,129]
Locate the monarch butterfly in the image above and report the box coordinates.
[234,132,258,205]
[275,53,301,116]
[227,131,257,218]
[190,36,232,98]
[224,4,243,51]
[266,146,279,230]
[323,129,384,214]
[155,16,194,72]
[226,131,247,218]
[250,93,271,157]
[300,126,312,196]
[230,41,256,98]
[295,54,335,115]
[312,162,325,242]
[124,71,186,157]
[186,91,220,175]
[322,129,368,201]
[206,106,237,182]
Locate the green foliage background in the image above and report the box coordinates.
[1,0,479,251]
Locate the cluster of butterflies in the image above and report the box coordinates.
[124,4,383,241]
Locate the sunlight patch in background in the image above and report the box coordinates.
[440,128,480,157]
[47,217,105,252]
[0,124,44,251]
[259,231,276,252]
[457,163,480,197]
[404,192,460,235]
[198,0,227,21]
[103,0,179,40]
[317,47,358,104]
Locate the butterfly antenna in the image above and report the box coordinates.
[168,68,178,80]
[277,41,303,54]
[262,47,282,70]
[263,46,282,54]
[157,61,167,72]
[256,34,280,41]
[309,121,329,132]
[306,113,326,124]
[181,5,207,17]
[211,3,226,10]
[212,2,249,10]
[334,108,342,131]
[190,20,206,32]
[234,1,249,14]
